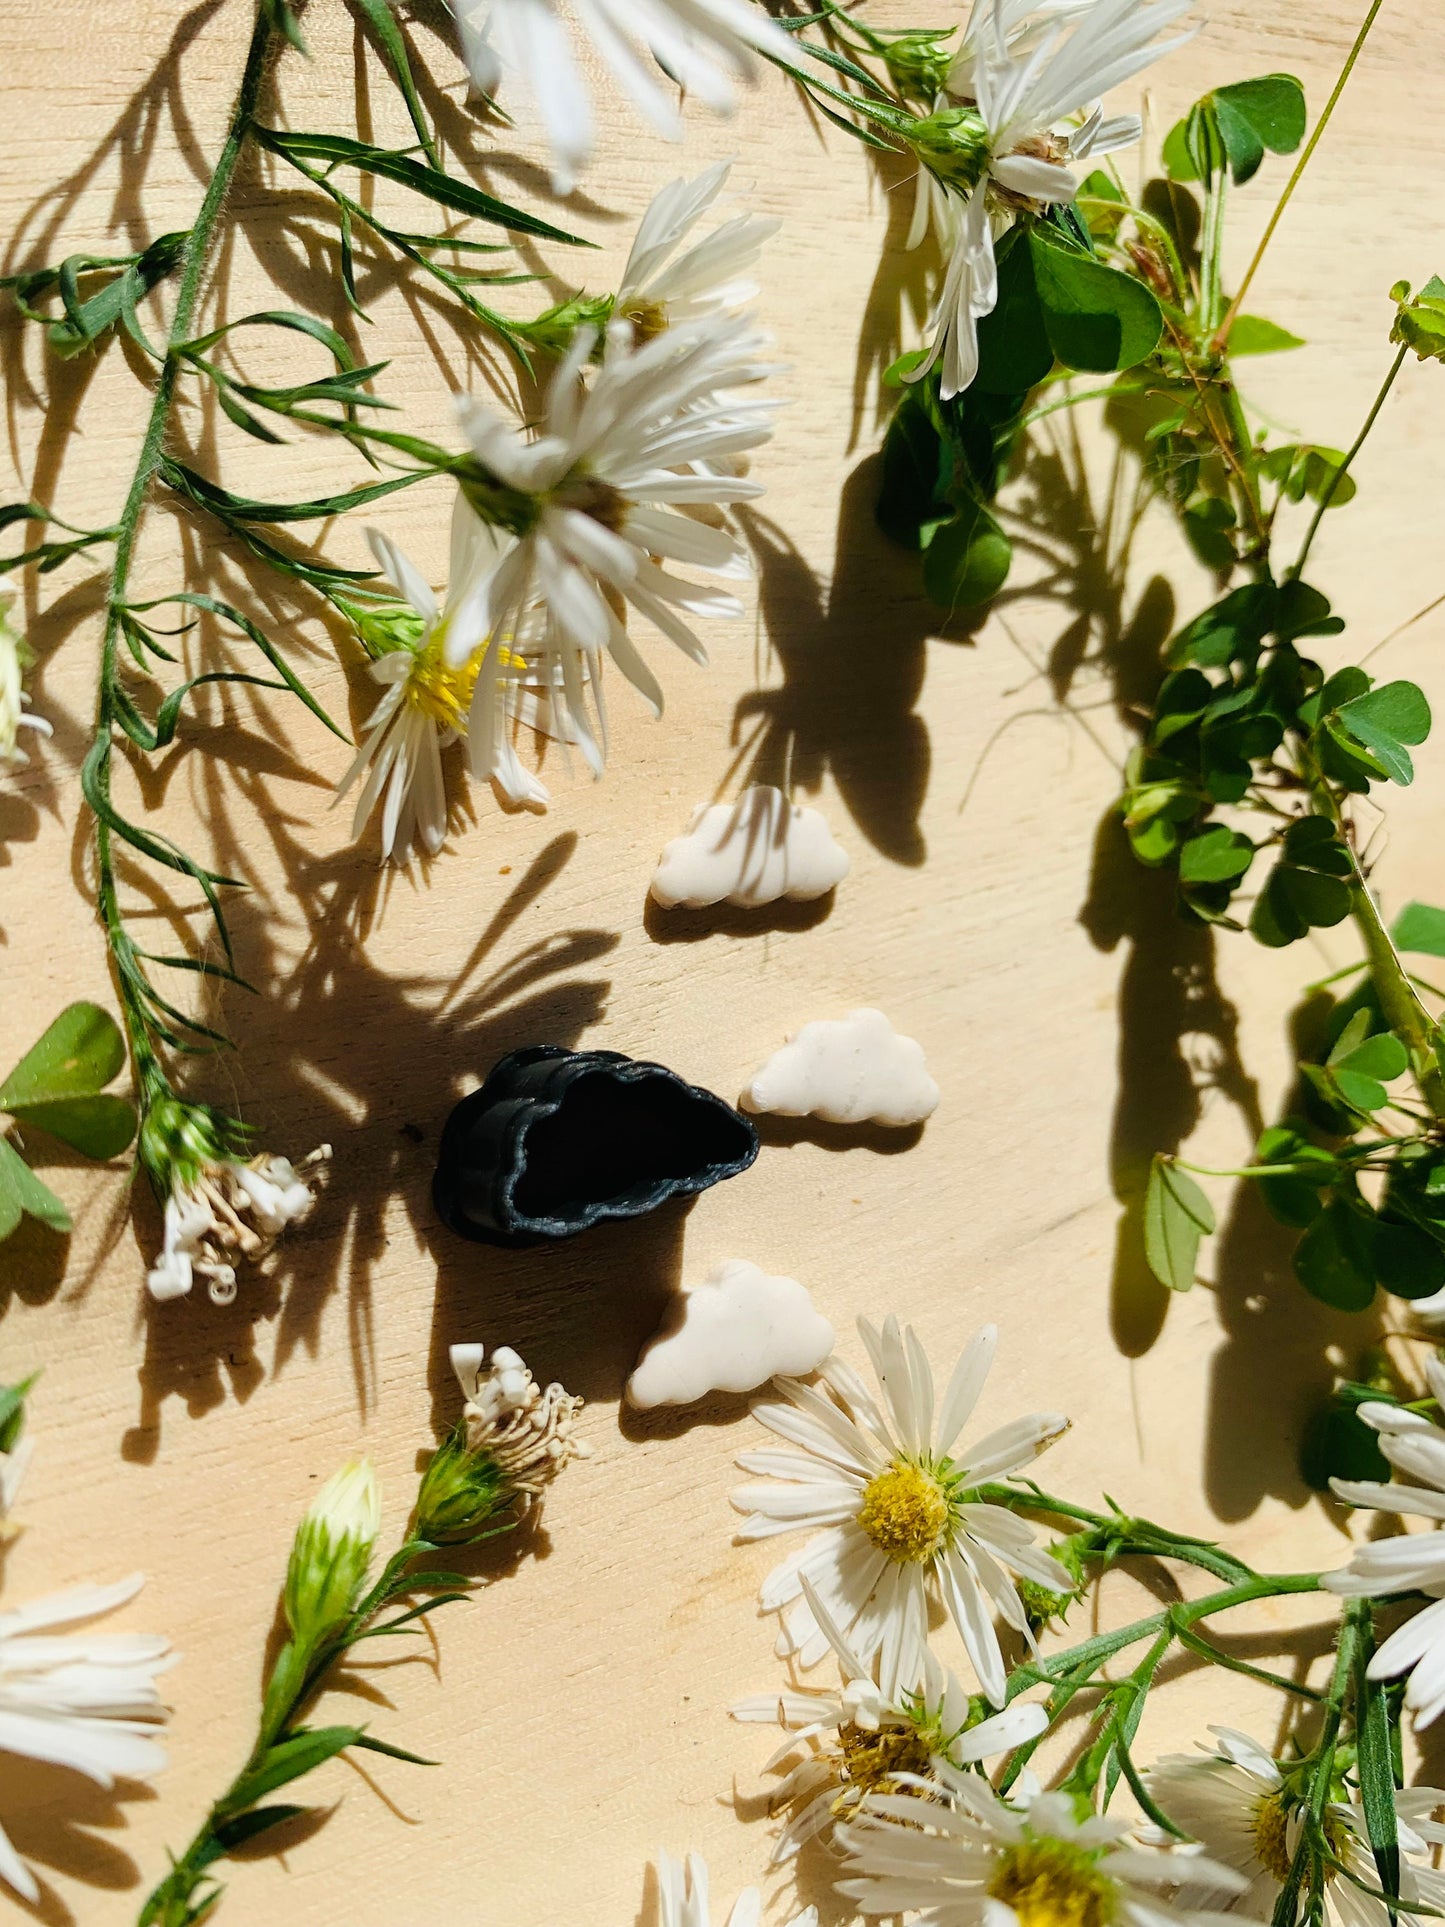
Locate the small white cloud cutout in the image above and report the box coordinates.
[741,1007,940,1128]
[649,785,850,909]
[625,1260,835,1408]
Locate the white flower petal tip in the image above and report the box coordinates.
[741,1007,939,1129]
[627,1261,835,1409]
[649,786,849,910]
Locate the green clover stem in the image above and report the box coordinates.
[1214,0,1386,354]
[1292,341,1409,580]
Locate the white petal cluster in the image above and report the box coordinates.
[656,1849,817,1927]
[1144,1725,1445,1927]
[0,597,50,773]
[839,1773,1247,1927]
[0,1445,172,1906]
[910,0,1191,397]
[1322,1355,1445,1726]
[449,0,796,194]
[146,1145,329,1306]
[732,1316,1070,1704]
[732,1574,1046,1861]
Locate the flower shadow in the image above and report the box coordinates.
[0,1756,158,1926]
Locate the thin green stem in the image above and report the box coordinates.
[91,2,278,1127]
[1199,165,1229,337]
[1292,342,1408,579]
[1215,0,1386,353]
[1350,866,1445,1114]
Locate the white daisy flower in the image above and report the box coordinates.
[147,1143,329,1306]
[1144,1725,1445,1927]
[655,1849,817,1927]
[1322,1355,1445,1727]
[337,495,549,864]
[451,317,775,778]
[839,1770,1249,1927]
[731,1317,1070,1706]
[908,0,1191,397]
[0,597,50,772]
[0,1570,173,1905]
[449,0,797,196]
[617,160,779,344]
[733,1575,1049,1862]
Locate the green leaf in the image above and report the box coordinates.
[1259,443,1357,508]
[876,393,947,550]
[0,1134,71,1239]
[1354,1614,1402,1915]
[1254,1124,1332,1229]
[219,1726,363,1813]
[1178,825,1254,884]
[1166,583,1276,669]
[1294,1199,1376,1311]
[921,498,1012,609]
[1300,1401,1389,1491]
[1391,275,1445,363]
[1161,117,1199,182]
[1181,494,1237,571]
[974,225,1054,393]
[1211,74,1306,183]
[1143,1156,1215,1292]
[0,1002,125,1109]
[210,1805,311,1854]
[254,129,588,247]
[1028,226,1163,374]
[1227,315,1305,355]
[1372,1215,1445,1300]
[6,1095,136,1160]
[350,0,440,166]
[1391,901,1445,957]
[1249,818,1354,948]
[1337,681,1432,786]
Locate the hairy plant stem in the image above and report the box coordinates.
[1214,0,1386,354]
[91,1,279,1134]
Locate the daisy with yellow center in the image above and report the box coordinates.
[732,1316,1070,1706]
[336,495,548,865]
[1144,1726,1445,1927]
[839,1773,1248,1927]
[732,1574,1048,1864]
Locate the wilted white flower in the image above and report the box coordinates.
[1144,1725,1445,1927]
[284,1459,382,1649]
[839,1771,1248,1927]
[449,0,796,195]
[450,1342,589,1497]
[906,0,1190,396]
[452,317,776,784]
[0,1570,172,1905]
[143,1105,329,1306]
[732,1317,1070,1705]
[0,597,50,772]
[1322,1356,1445,1726]
[732,1575,1048,1861]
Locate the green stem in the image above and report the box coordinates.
[1214,0,1386,354]
[1350,866,1445,1114]
[1199,164,1229,337]
[1292,342,1408,579]
[91,2,278,1128]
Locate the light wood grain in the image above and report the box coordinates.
[3,2,1445,1921]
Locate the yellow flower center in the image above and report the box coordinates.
[987,1840,1117,1927]
[1252,1794,1292,1883]
[556,472,631,533]
[856,1462,952,1564]
[617,297,670,344]
[836,1720,935,1804]
[402,632,523,732]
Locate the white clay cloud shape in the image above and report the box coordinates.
[625,1259,835,1408]
[742,1007,939,1128]
[649,785,849,909]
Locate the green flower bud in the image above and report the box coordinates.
[137,1096,246,1198]
[907,105,991,194]
[413,1424,508,1545]
[881,30,954,103]
[514,292,615,357]
[284,1459,381,1648]
[338,598,428,662]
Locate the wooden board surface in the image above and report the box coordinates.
[4,2,1445,1921]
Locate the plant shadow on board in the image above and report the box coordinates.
[980,395,1383,1521]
